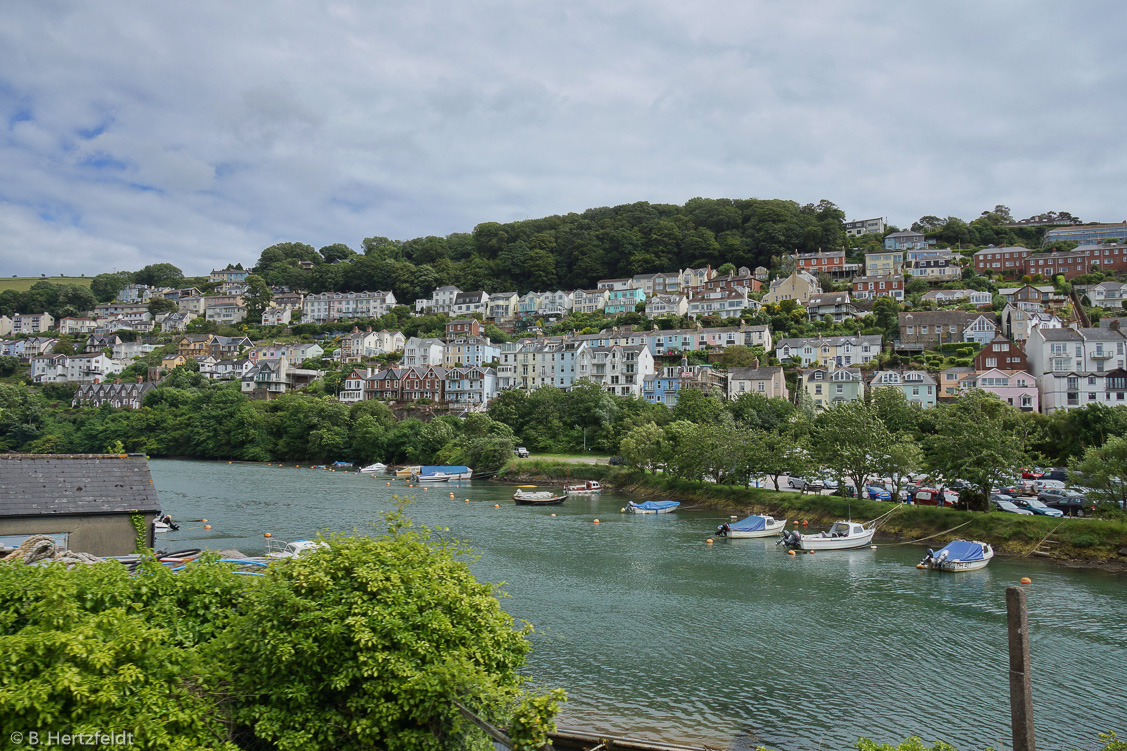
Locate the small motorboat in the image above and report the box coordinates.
[359,462,387,474]
[332,460,354,468]
[265,539,328,559]
[919,540,994,572]
[420,465,472,480]
[153,513,180,532]
[716,514,787,538]
[563,480,602,494]
[415,472,451,483]
[778,520,875,550]
[395,465,422,477]
[513,490,568,505]
[626,500,680,514]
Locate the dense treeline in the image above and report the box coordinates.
[4,370,1127,474]
[250,198,849,301]
[0,280,97,320]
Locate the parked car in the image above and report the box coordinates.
[1020,468,1044,479]
[1037,489,1092,517]
[788,476,824,492]
[815,473,839,491]
[992,500,1034,515]
[911,488,957,507]
[1013,498,1065,517]
[1039,468,1070,483]
[990,493,1015,503]
[862,485,892,501]
[514,446,530,458]
[607,456,625,466]
[999,482,1035,497]
[1030,479,1065,492]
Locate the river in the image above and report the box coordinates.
[149,459,1126,751]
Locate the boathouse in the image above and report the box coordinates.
[0,453,161,557]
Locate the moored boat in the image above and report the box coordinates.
[395,465,422,477]
[153,513,180,532]
[420,465,473,480]
[264,539,328,559]
[563,480,602,494]
[359,462,387,474]
[513,490,568,505]
[626,500,680,514]
[415,472,451,483]
[779,520,875,550]
[716,514,787,538]
[919,540,994,572]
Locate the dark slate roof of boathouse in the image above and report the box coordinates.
[0,453,160,518]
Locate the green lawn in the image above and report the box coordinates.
[0,276,94,292]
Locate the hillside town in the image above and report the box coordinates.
[5,221,1127,417]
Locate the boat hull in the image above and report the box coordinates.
[513,494,567,505]
[726,520,788,538]
[795,527,875,550]
[626,501,680,514]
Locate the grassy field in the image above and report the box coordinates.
[0,276,93,292]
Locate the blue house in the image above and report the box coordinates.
[604,287,646,315]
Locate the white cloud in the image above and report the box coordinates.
[1,0,1126,277]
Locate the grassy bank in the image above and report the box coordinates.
[499,460,1127,566]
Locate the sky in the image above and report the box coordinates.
[2,1,1125,278]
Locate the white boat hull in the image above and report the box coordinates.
[795,527,875,550]
[926,550,994,572]
[359,463,387,474]
[727,519,788,538]
[416,475,451,483]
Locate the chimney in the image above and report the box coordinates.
[114,378,120,384]
[752,357,760,369]
[136,376,142,383]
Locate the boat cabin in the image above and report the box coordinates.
[826,522,865,538]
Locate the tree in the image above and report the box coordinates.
[132,263,184,288]
[242,273,274,321]
[618,422,667,473]
[925,391,1032,509]
[209,517,563,751]
[812,400,894,494]
[89,272,131,303]
[147,297,178,316]
[1071,434,1127,509]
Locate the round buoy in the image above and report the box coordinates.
[201,519,208,523]
[808,550,815,554]
[916,563,926,569]
[204,525,211,529]
[620,507,626,513]
[227,461,232,464]
[1020,577,1032,584]
[593,519,600,524]
[264,532,272,538]
[550,513,556,517]
[787,550,796,556]
[493,504,500,508]
[387,482,390,485]
[464,499,470,503]
[802,520,808,527]
[449,492,455,498]
[706,538,713,544]
[423,487,429,491]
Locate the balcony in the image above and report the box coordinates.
[1091,351,1113,360]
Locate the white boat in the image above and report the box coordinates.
[919,540,994,572]
[716,514,787,538]
[564,480,602,494]
[414,473,451,483]
[395,465,422,477]
[513,490,567,505]
[626,500,680,514]
[265,539,328,559]
[359,462,387,474]
[779,520,875,550]
[153,513,179,532]
[420,465,472,480]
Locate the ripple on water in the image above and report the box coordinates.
[149,461,1127,751]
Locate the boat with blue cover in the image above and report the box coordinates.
[716,514,787,538]
[626,500,680,514]
[419,465,472,480]
[919,540,994,572]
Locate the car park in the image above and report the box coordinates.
[787,476,824,492]
[1014,498,1065,517]
[992,500,1034,515]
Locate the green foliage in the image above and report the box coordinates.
[0,515,560,751]
[208,515,560,751]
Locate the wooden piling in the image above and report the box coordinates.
[1006,585,1036,751]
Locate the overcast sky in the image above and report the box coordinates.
[2,1,1125,278]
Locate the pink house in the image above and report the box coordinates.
[971,368,1039,413]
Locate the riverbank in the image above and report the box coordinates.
[499,460,1127,571]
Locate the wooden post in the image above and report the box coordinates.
[1006,586,1036,751]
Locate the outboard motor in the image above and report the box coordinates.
[778,529,801,547]
[716,523,730,537]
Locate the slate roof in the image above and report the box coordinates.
[0,453,160,518]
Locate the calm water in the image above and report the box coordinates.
[150,459,1126,751]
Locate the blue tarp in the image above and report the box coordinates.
[937,540,986,562]
[728,515,767,532]
[633,500,680,512]
[420,465,471,476]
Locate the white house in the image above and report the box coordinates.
[575,344,654,398]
